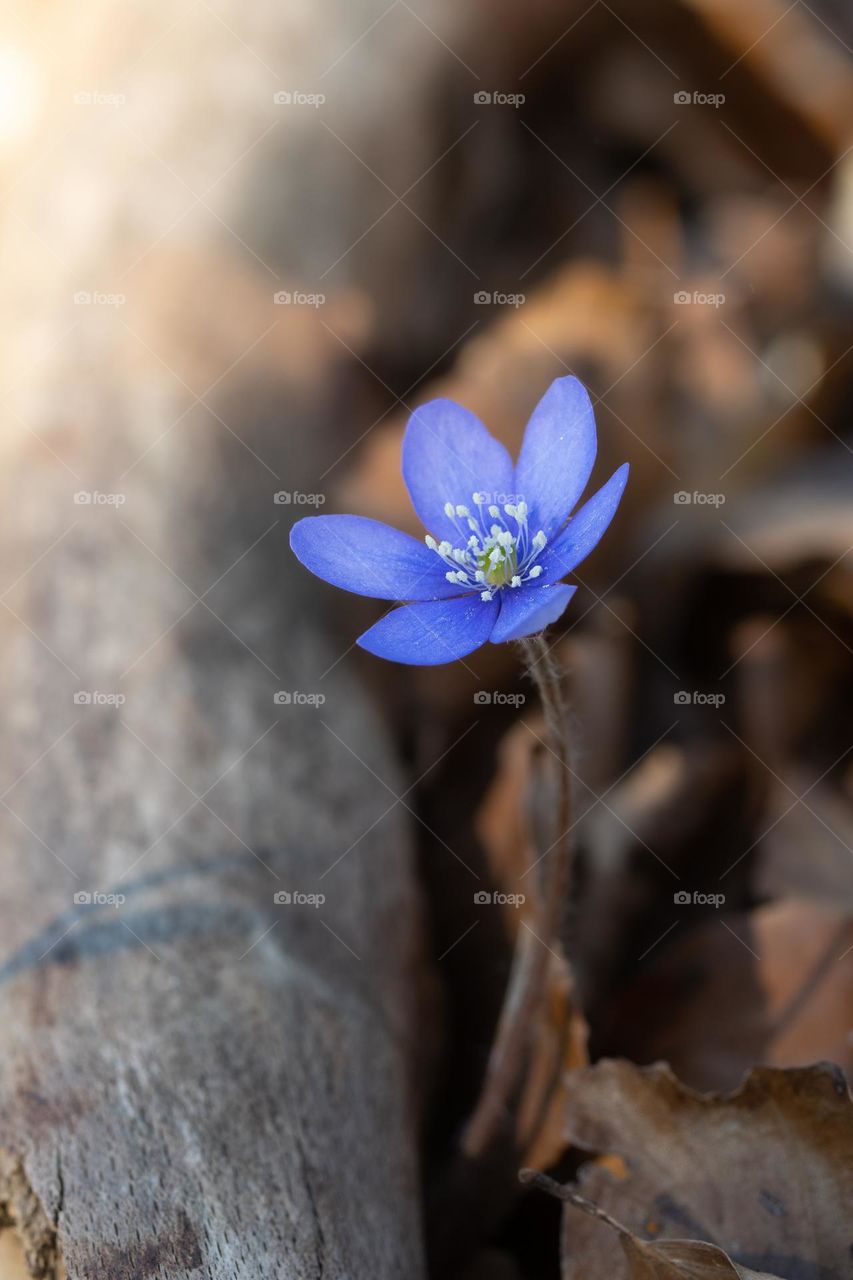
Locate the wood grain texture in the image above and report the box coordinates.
[0,0,452,1274]
[0,409,427,1279]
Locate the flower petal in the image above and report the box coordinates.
[537,463,629,584]
[489,583,577,644]
[290,515,461,600]
[357,595,498,665]
[514,376,597,538]
[402,398,514,541]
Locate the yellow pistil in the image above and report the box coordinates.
[479,544,518,587]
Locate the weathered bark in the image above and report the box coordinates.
[0,403,427,1279]
[0,0,446,1275]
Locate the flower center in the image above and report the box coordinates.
[425,494,547,601]
[479,541,518,586]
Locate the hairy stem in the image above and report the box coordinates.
[459,632,573,1158]
[429,631,575,1269]
[516,632,573,952]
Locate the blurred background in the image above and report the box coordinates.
[1,0,852,1276]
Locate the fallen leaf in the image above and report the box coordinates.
[521,1171,780,1279]
[540,1060,853,1280]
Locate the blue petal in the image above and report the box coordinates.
[357,594,498,665]
[402,398,514,541]
[513,377,597,538]
[490,584,577,644]
[537,463,629,584]
[290,515,461,600]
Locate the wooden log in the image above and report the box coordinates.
[0,0,442,1274]
[0,407,427,1280]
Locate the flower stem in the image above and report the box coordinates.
[429,631,575,1267]
[516,632,573,952]
[459,632,573,1159]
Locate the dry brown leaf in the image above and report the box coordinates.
[548,1059,853,1280]
[615,1236,779,1280]
[521,1172,780,1279]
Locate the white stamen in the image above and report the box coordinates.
[426,486,549,601]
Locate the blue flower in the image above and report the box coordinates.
[290,376,628,665]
